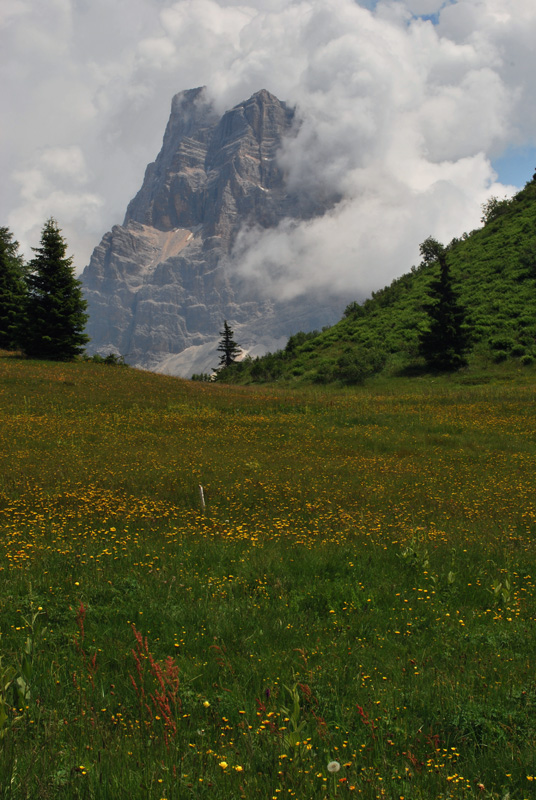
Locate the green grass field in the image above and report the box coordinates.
[1,355,535,799]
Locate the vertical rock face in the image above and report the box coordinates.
[124,87,299,239]
[81,88,347,375]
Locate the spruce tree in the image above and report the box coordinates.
[24,218,89,360]
[216,320,241,368]
[0,227,27,350]
[418,237,469,372]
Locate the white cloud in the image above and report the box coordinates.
[1,0,535,301]
[7,145,103,270]
[232,153,512,301]
[226,0,521,299]
[0,1,30,28]
[39,146,90,183]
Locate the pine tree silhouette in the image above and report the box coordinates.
[216,320,241,368]
[24,218,89,360]
[418,237,469,372]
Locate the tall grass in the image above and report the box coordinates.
[0,355,535,798]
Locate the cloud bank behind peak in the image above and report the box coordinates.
[2,0,535,300]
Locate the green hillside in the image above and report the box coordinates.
[218,175,536,384]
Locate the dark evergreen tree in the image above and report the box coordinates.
[23,218,89,360]
[216,320,241,368]
[418,237,469,372]
[0,227,27,350]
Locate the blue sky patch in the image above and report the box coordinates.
[492,147,536,190]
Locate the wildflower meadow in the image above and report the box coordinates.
[0,354,535,799]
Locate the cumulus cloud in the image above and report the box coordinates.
[1,0,535,302]
[7,145,103,269]
[232,153,507,300]
[227,0,525,298]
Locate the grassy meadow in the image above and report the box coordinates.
[0,354,536,799]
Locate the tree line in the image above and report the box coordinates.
[2,219,469,376]
[0,219,89,361]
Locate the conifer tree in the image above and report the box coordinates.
[23,218,89,360]
[0,227,27,350]
[418,237,469,372]
[216,320,241,368]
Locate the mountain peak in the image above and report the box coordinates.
[82,88,349,376]
[245,88,283,104]
[124,87,294,233]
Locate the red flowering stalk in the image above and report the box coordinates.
[356,704,377,740]
[130,624,181,746]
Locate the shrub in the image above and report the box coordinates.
[489,336,514,352]
[84,352,127,366]
[480,196,512,224]
[335,346,386,385]
[511,344,526,357]
[343,301,362,318]
[285,330,320,354]
[313,362,335,383]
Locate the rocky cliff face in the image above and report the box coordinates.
[81,88,347,375]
